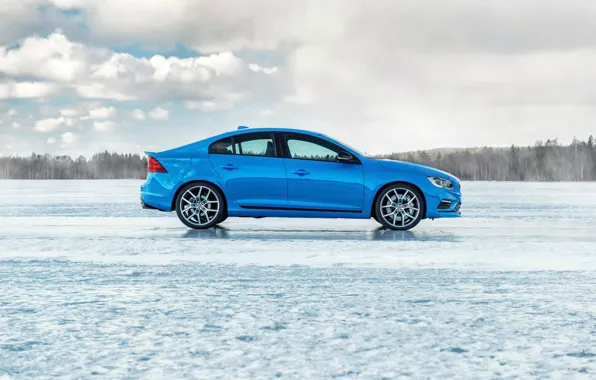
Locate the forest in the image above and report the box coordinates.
[0,136,595,181]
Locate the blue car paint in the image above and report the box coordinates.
[141,128,462,221]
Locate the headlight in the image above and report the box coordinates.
[428,177,454,190]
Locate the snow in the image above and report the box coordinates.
[0,180,595,378]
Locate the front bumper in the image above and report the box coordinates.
[424,187,462,219]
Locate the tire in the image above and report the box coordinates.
[374,183,425,231]
[175,182,226,229]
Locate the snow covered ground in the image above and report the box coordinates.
[1,180,595,379]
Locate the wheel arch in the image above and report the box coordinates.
[171,180,228,214]
[370,181,427,220]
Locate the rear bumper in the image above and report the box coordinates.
[141,197,161,210]
[140,173,176,211]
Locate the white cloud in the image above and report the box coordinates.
[47,137,57,144]
[0,31,274,103]
[12,122,21,129]
[3,1,596,152]
[7,108,18,117]
[34,117,65,132]
[0,31,88,82]
[0,81,60,99]
[86,106,116,120]
[148,106,169,120]
[185,100,233,112]
[61,131,76,145]
[64,118,77,127]
[4,144,12,149]
[131,109,146,120]
[93,120,116,132]
[60,109,79,117]
[248,64,278,75]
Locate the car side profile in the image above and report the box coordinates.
[141,127,461,230]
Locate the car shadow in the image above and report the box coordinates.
[181,226,461,242]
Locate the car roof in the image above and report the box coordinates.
[213,127,326,140]
[154,127,359,157]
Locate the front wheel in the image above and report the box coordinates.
[374,184,424,230]
[175,183,225,229]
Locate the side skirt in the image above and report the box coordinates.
[239,205,361,213]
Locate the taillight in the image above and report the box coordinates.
[147,156,167,173]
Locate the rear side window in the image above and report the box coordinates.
[209,138,234,154]
[209,133,277,157]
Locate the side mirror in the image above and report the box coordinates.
[337,151,354,163]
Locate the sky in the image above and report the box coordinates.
[1,0,596,157]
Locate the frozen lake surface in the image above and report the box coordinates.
[1,180,595,379]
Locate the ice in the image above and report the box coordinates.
[1,180,595,378]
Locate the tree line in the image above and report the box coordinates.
[0,136,595,180]
[376,136,596,181]
[0,151,147,179]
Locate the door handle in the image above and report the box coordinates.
[221,164,238,171]
[292,169,310,176]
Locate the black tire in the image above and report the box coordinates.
[374,183,425,231]
[175,182,226,229]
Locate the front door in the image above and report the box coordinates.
[209,132,287,208]
[281,133,364,211]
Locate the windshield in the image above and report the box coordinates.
[320,134,366,157]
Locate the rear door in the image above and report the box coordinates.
[209,132,287,208]
[280,132,364,211]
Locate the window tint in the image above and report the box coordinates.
[286,136,340,162]
[209,133,276,157]
[209,138,234,154]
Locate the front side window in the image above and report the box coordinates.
[287,139,338,162]
[209,133,276,157]
[284,134,348,162]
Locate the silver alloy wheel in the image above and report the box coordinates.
[180,186,220,226]
[379,188,420,228]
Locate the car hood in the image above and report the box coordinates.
[376,159,459,182]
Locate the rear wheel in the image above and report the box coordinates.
[374,184,424,230]
[175,183,225,229]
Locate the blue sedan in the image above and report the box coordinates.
[141,127,461,230]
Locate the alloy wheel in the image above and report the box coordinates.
[379,187,420,229]
[179,186,220,226]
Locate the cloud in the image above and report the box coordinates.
[86,106,116,120]
[59,109,79,117]
[46,0,310,52]
[131,109,146,120]
[34,117,65,132]
[12,122,21,129]
[0,31,279,103]
[185,100,234,112]
[248,64,278,75]
[0,81,60,99]
[7,108,18,117]
[47,137,57,144]
[60,131,76,146]
[3,1,596,153]
[93,120,116,132]
[148,106,169,120]
[0,31,89,82]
